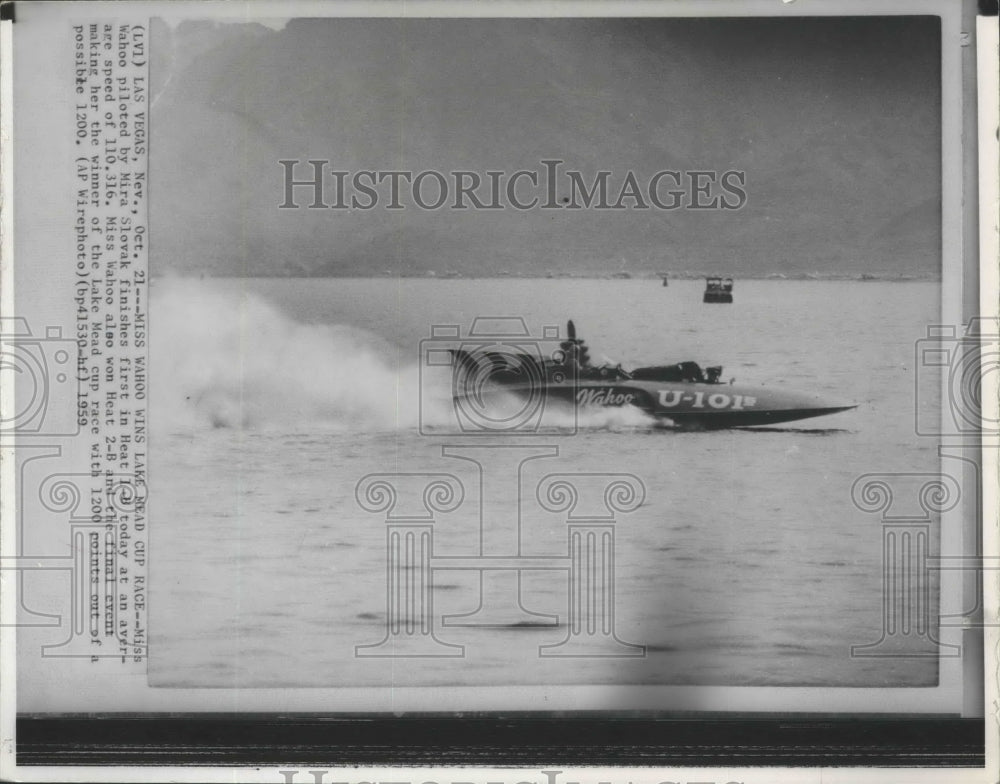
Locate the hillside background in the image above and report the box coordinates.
[149,16,941,279]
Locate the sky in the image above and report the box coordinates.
[149,16,942,278]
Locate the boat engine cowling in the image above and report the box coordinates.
[629,362,724,384]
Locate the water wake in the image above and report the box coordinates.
[152,278,423,432]
[151,278,657,434]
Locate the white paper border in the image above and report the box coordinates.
[0,0,996,781]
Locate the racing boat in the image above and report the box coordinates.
[450,321,856,429]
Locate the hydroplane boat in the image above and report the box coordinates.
[450,321,856,429]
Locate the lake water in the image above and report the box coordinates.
[149,277,942,692]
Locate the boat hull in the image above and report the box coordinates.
[465,379,855,429]
[661,406,855,429]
